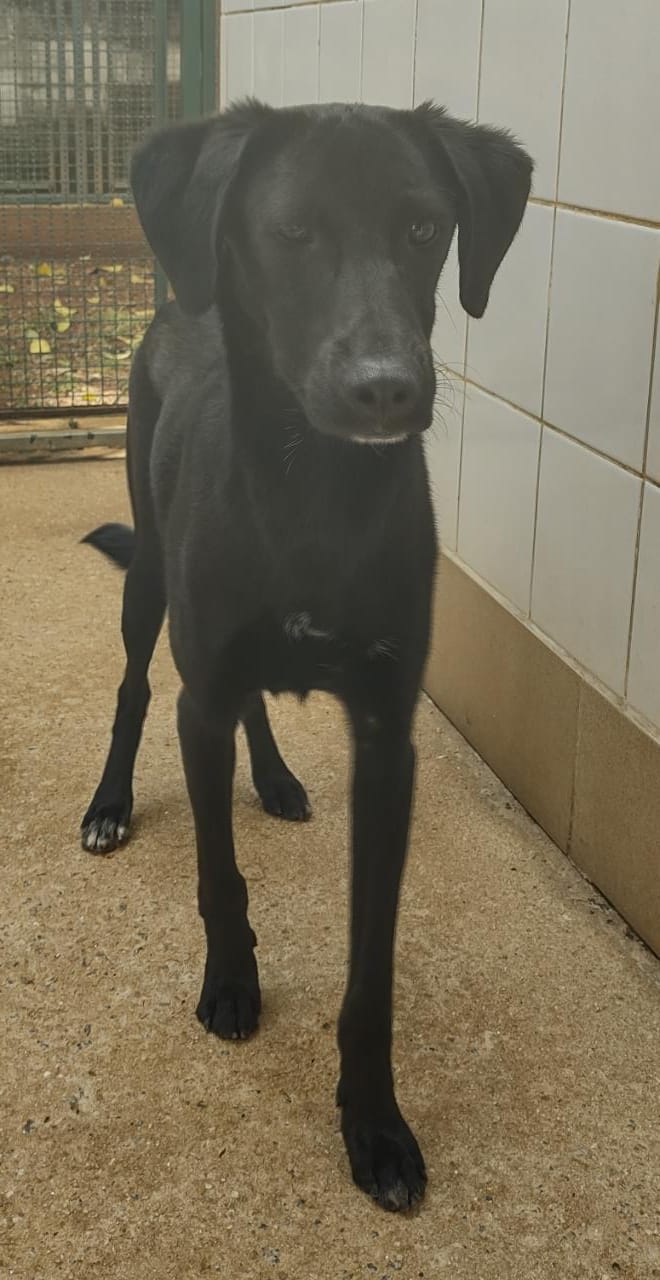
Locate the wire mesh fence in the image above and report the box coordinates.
[0,0,185,417]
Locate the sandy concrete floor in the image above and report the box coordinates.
[1,458,660,1280]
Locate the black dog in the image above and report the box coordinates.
[82,100,531,1211]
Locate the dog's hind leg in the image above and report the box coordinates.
[242,692,311,821]
[81,535,165,853]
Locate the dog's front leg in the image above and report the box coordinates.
[178,688,260,1040]
[337,705,426,1212]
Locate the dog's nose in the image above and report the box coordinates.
[344,360,421,427]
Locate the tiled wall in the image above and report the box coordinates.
[220,0,660,736]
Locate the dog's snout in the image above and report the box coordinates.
[343,359,423,430]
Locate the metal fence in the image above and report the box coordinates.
[0,0,217,418]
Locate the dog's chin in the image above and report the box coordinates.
[348,432,410,447]
[302,407,432,447]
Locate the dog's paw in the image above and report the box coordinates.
[196,973,261,1041]
[257,772,311,822]
[340,1100,427,1212]
[81,800,131,854]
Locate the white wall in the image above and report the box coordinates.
[220,0,660,736]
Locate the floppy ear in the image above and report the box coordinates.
[130,100,270,314]
[416,103,533,319]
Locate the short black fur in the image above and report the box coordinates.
[81,99,532,1211]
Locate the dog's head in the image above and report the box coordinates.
[131,101,532,445]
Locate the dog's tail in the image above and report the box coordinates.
[81,522,135,571]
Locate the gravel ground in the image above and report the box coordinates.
[2,458,660,1280]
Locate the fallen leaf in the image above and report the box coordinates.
[87,292,100,304]
[110,197,125,207]
[0,283,14,294]
[54,299,73,315]
[56,320,71,333]
[35,262,53,277]
[103,348,131,361]
[130,272,150,285]
[99,264,123,274]
[24,327,39,339]
[29,338,51,354]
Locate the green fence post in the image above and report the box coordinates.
[201,0,219,116]
[181,0,218,119]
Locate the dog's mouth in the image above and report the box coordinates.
[326,407,433,446]
[349,432,410,446]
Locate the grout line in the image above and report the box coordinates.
[455,0,485,549]
[314,1,321,103]
[474,0,485,121]
[358,0,365,99]
[641,263,660,478]
[460,376,660,486]
[528,424,544,617]
[454,325,469,554]
[624,484,647,701]
[410,0,419,108]
[529,196,660,231]
[623,266,659,698]
[250,4,255,95]
[552,0,572,204]
[441,545,660,748]
[529,0,571,621]
[244,0,345,13]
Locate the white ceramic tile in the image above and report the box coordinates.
[477,0,568,201]
[425,381,464,552]
[319,1,362,103]
[414,0,481,119]
[253,9,283,106]
[283,5,320,106]
[466,202,553,416]
[433,237,466,379]
[223,0,253,13]
[458,388,541,612]
[221,13,253,108]
[532,430,641,695]
[559,0,660,220]
[361,0,415,108]
[544,212,659,470]
[628,482,660,731]
[646,346,660,484]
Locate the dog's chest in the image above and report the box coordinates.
[226,608,397,699]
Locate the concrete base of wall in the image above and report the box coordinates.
[425,553,660,957]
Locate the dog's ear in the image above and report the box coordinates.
[130,100,270,314]
[415,104,533,319]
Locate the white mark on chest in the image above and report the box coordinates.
[284,611,333,642]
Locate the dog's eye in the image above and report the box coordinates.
[277,224,312,245]
[408,221,438,247]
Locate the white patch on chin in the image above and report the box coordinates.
[284,611,332,641]
[350,434,409,446]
